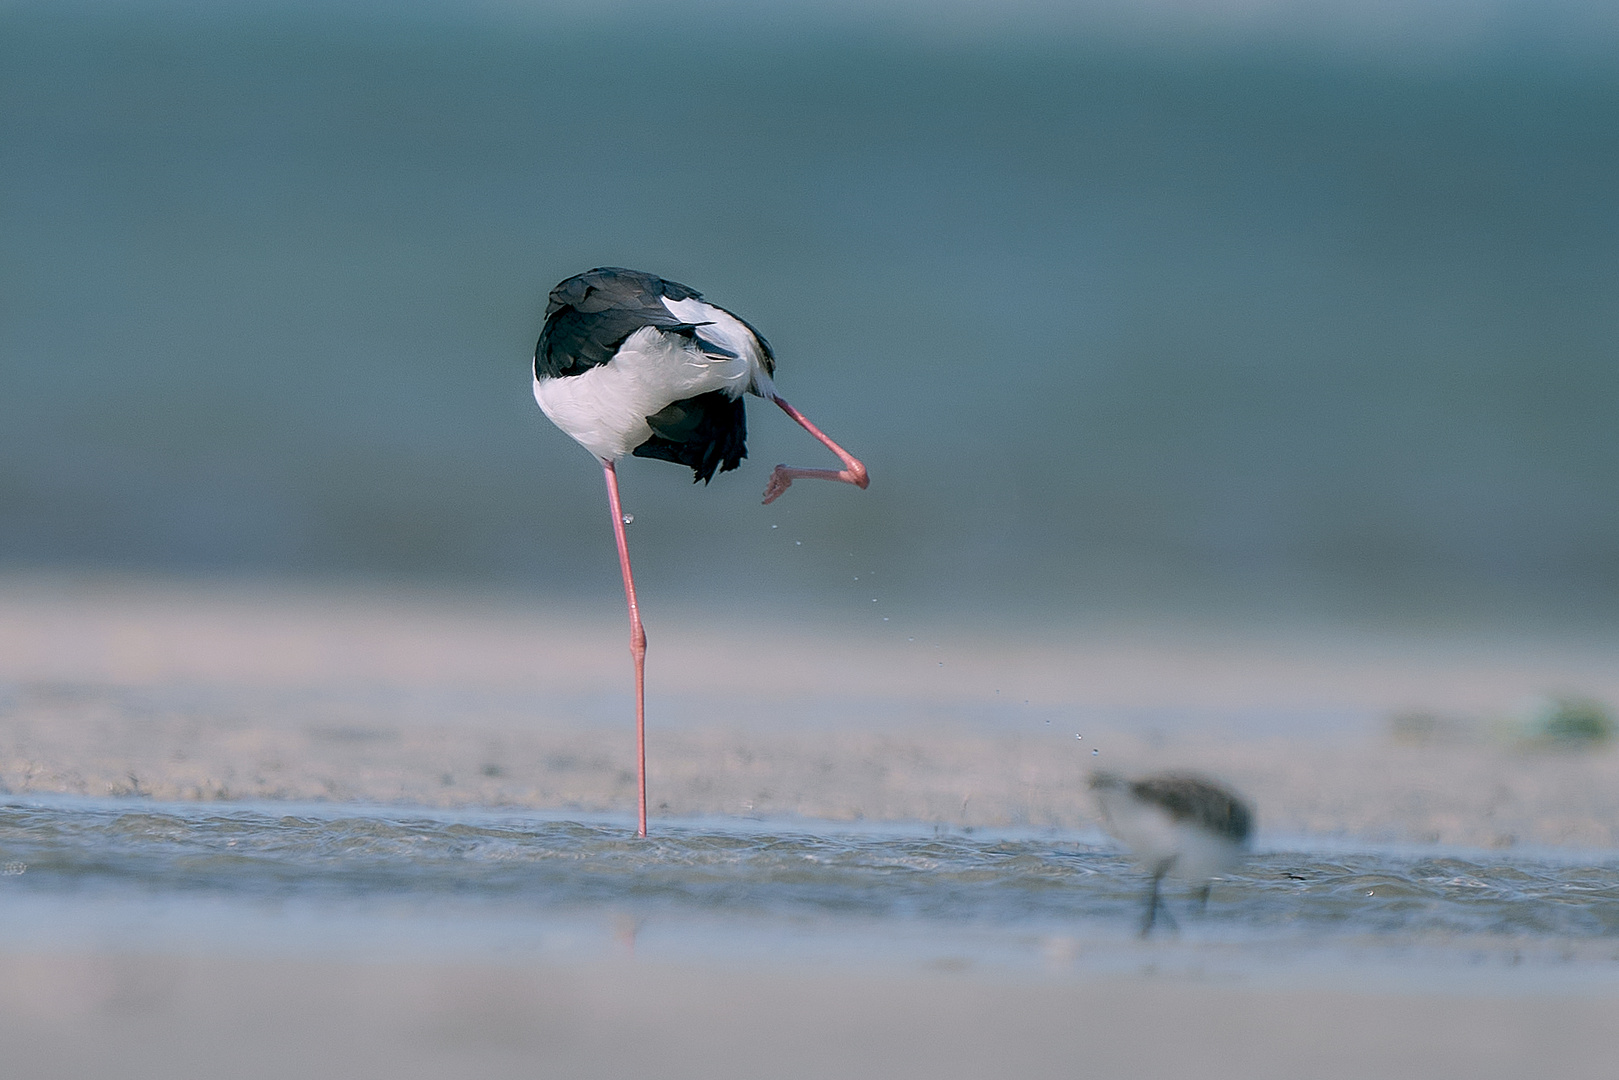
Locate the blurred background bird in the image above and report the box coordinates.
[1091,771,1254,936]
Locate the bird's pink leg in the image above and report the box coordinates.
[602,459,648,838]
[762,395,870,505]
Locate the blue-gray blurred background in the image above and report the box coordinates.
[3,0,1617,626]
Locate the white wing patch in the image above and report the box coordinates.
[661,296,776,398]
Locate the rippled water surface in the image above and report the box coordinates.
[4,798,1619,981]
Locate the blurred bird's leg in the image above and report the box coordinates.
[1141,859,1178,938]
[762,395,870,504]
[1195,883,1212,913]
[602,459,648,838]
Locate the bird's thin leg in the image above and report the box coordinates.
[1141,860,1178,938]
[762,395,870,505]
[602,459,648,838]
[1140,868,1162,937]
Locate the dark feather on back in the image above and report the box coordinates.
[535,267,703,379]
[1130,774,1253,842]
[534,266,775,380]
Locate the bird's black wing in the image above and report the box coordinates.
[1131,775,1253,843]
[535,267,705,379]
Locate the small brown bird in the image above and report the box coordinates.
[1090,771,1253,936]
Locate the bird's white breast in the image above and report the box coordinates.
[534,302,773,462]
[1095,788,1246,882]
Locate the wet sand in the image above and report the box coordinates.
[2,576,1618,848]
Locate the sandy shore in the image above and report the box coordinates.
[2,575,1619,848]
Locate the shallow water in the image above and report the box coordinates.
[5,797,1618,985]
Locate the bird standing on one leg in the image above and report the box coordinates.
[532,268,870,837]
[1090,771,1253,936]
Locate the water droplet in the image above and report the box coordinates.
[795,541,802,546]
[871,598,878,602]
[771,524,778,529]
[1075,734,1082,740]
[1091,748,1099,755]
[938,662,944,667]
[621,514,634,525]
[853,576,859,581]
[907,637,914,642]
[882,617,889,621]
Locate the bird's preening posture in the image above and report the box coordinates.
[1090,771,1253,936]
[533,268,870,837]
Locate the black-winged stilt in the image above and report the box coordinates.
[1090,771,1253,936]
[533,267,869,837]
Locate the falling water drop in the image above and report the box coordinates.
[771,524,778,529]
[1091,748,1099,755]
[795,541,802,546]
[621,514,634,525]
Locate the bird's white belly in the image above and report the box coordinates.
[1096,791,1245,881]
[534,326,754,461]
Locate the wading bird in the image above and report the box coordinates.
[1090,771,1253,936]
[533,268,869,837]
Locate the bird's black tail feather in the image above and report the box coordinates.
[633,391,748,484]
